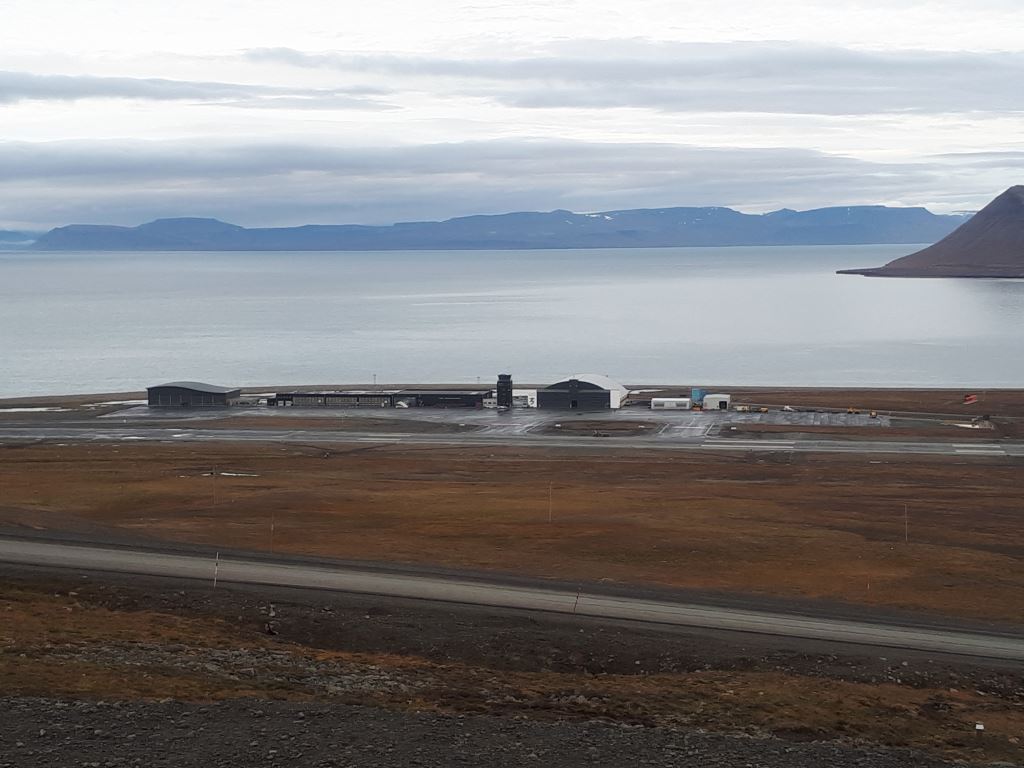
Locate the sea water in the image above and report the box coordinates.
[2,245,1023,396]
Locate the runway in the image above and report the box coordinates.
[0,424,1021,458]
[1,538,1022,661]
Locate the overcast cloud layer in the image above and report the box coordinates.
[2,0,1023,230]
[247,44,1024,115]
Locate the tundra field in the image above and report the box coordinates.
[1,441,1023,622]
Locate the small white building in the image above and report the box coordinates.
[703,393,732,410]
[651,397,692,410]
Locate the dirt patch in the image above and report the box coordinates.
[708,387,1024,417]
[0,391,144,408]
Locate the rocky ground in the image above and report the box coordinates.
[2,569,1022,766]
[1,697,996,768]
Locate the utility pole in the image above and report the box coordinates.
[904,503,909,544]
[548,482,553,523]
[270,511,276,553]
[213,551,220,589]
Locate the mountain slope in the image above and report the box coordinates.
[0,229,38,246]
[31,205,970,252]
[839,186,1024,277]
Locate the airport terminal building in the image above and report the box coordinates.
[146,373,628,411]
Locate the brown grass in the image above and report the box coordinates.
[1,441,1022,622]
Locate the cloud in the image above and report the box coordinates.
[246,42,1024,115]
[2,136,1014,231]
[930,150,1024,169]
[0,70,393,109]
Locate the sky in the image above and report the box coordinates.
[2,0,1023,230]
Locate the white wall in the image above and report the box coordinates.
[703,394,732,410]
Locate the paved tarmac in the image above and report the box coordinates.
[0,423,1021,458]
[102,404,892,432]
[1,538,1022,661]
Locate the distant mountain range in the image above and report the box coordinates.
[0,230,39,247]
[840,186,1024,278]
[25,204,972,252]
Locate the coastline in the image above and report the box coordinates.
[838,266,1024,278]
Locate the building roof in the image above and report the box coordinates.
[276,390,402,396]
[398,389,490,396]
[148,381,239,394]
[548,373,627,393]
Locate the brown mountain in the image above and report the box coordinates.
[839,185,1024,277]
